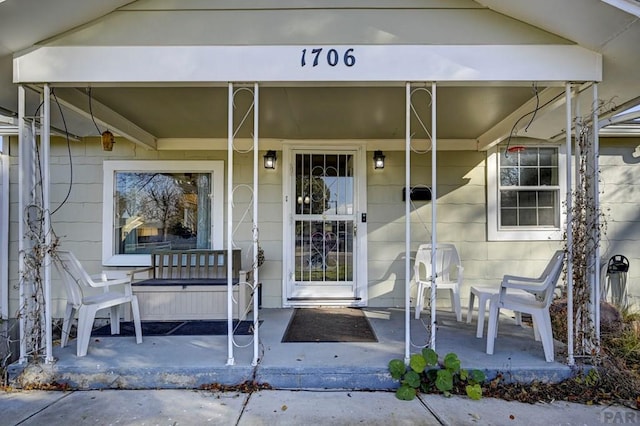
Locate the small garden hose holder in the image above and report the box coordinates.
[603,254,630,309]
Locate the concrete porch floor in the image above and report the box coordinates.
[9,308,578,390]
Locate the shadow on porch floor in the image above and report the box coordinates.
[9,308,577,390]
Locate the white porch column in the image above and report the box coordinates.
[592,83,601,346]
[227,82,235,366]
[404,82,411,363]
[0,135,9,322]
[429,82,437,351]
[565,83,575,366]
[17,85,29,363]
[252,82,260,367]
[41,85,53,363]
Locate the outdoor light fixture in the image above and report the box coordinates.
[101,130,115,151]
[264,150,277,169]
[373,150,385,169]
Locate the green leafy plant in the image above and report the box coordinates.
[389,348,486,401]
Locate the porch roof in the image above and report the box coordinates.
[3,0,639,148]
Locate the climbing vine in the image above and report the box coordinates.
[1,126,62,385]
[564,111,607,359]
[18,204,59,363]
[0,201,57,385]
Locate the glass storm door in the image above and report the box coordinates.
[286,151,363,304]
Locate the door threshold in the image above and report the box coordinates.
[287,297,362,301]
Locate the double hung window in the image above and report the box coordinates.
[488,144,565,241]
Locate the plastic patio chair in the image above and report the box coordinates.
[414,243,463,321]
[53,250,142,356]
[486,250,565,362]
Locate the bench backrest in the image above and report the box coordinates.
[150,249,241,279]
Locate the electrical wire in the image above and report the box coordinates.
[27,100,46,210]
[33,101,44,119]
[524,83,539,133]
[51,89,73,216]
[504,87,565,158]
[87,87,102,135]
[30,115,44,211]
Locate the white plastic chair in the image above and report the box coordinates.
[53,250,142,356]
[486,250,565,362]
[414,243,462,321]
[467,285,535,338]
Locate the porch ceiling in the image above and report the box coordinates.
[76,86,536,141]
[1,0,640,146]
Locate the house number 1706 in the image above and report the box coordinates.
[301,48,356,67]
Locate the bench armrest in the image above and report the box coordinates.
[128,267,154,281]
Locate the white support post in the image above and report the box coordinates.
[252,82,260,367]
[404,82,411,364]
[17,85,27,364]
[565,83,575,366]
[575,89,583,355]
[592,83,601,346]
[41,85,53,363]
[226,82,235,366]
[0,136,8,322]
[429,82,437,351]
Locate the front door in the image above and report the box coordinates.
[283,146,367,306]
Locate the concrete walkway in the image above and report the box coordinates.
[1,389,635,425]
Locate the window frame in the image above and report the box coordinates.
[487,144,566,241]
[102,160,224,266]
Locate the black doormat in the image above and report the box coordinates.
[92,320,259,337]
[282,308,377,343]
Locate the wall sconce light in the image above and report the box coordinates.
[264,150,277,169]
[373,150,385,169]
[101,130,115,151]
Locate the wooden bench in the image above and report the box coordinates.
[130,249,251,321]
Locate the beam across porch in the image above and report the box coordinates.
[14,45,601,85]
[39,87,157,150]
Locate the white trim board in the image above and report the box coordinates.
[157,138,477,151]
[14,45,601,84]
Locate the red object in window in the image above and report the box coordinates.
[507,146,526,153]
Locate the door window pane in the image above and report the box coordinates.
[294,220,353,282]
[296,154,353,216]
[293,153,354,284]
